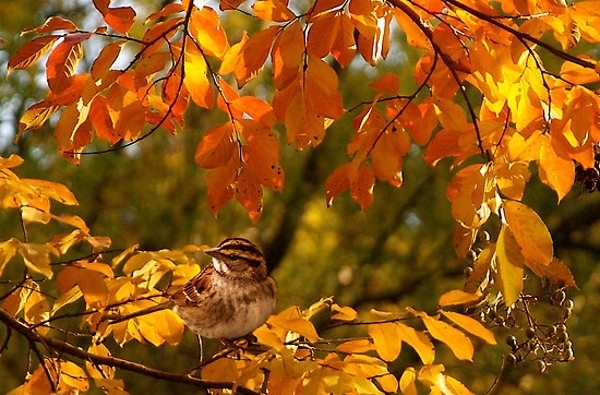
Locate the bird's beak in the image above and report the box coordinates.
[205,247,219,258]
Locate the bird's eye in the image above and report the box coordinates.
[229,254,240,260]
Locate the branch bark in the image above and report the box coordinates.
[0,307,259,395]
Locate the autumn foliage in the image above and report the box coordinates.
[2,0,597,393]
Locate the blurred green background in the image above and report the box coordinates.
[1,1,599,394]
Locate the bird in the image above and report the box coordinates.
[109,238,278,339]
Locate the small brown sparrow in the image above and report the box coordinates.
[110,238,278,339]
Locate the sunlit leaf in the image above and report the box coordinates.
[189,6,229,59]
[268,306,320,342]
[503,200,553,266]
[336,339,375,354]
[399,367,418,395]
[397,322,435,365]
[438,289,481,307]
[8,35,60,73]
[331,304,359,321]
[526,258,577,288]
[496,226,524,306]
[21,16,77,34]
[419,313,474,361]
[93,0,135,34]
[440,311,496,345]
[59,360,90,391]
[368,322,402,361]
[253,0,295,22]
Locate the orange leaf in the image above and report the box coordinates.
[89,96,119,144]
[438,289,481,307]
[235,166,264,223]
[230,96,275,128]
[227,26,278,87]
[400,367,418,395]
[46,35,88,93]
[91,41,124,81]
[526,258,577,288]
[336,339,374,354]
[195,123,236,169]
[106,83,145,141]
[8,35,60,72]
[350,164,375,211]
[370,72,399,94]
[206,158,238,215]
[18,100,61,132]
[420,314,474,361]
[503,200,553,266]
[184,45,214,109]
[326,163,352,207]
[190,6,229,59]
[240,120,284,191]
[369,322,402,361]
[22,16,77,34]
[397,322,435,365]
[496,226,524,306]
[394,8,432,50]
[93,0,135,34]
[253,0,295,22]
[268,306,320,342]
[440,311,496,345]
[433,97,467,132]
[539,134,575,201]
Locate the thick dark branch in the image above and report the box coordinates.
[0,308,259,395]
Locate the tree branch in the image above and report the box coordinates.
[0,308,260,395]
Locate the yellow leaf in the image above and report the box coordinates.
[376,373,399,393]
[189,6,229,59]
[18,242,56,279]
[397,322,435,365]
[0,238,20,278]
[253,0,295,22]
[417,364,446,387]
[445,374,476,395]
[399,367,418,395]
[202,357,239,383]
[154,310,185,345]
[25,178,78,205]
[21,206,51,225]
[526,258,577,288]
[268,306,320,342]
[421,314,474,361]
[368,322,402,361]
[254,324,286,349]
[184,45,214,109]
[438,289,481,307]
[59,360,89,391]
[331,303,359,321]
[440,311,496,345]
[538,133,575,200]
[336,339,375,354]
[24,282,50,334]
[503,200,553,265]
[433,97,467,132]
[496,226,524,306]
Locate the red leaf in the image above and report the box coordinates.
[8,35,60,72]
[46,35,89,93]
[22,16,77,34]
[93,0,136,34]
